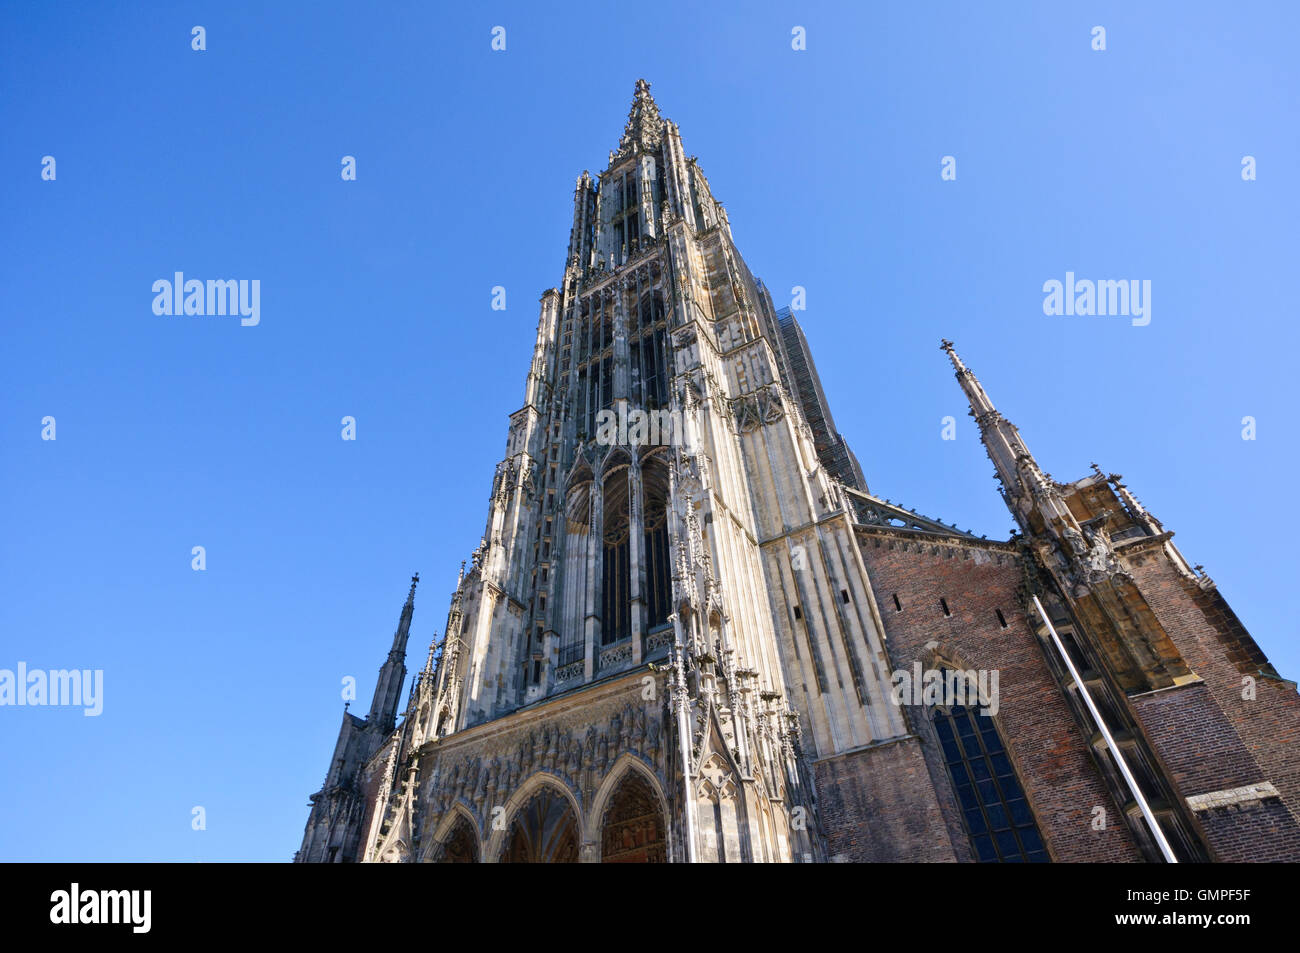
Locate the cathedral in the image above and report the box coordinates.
[295,80,1300,863]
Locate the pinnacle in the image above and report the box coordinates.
[616,78,664,157]
[939,338,965,373]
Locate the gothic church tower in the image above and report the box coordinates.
[297,81,1300,863]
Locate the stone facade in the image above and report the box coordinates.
[295,80,1300,863]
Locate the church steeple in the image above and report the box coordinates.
[614,78,664,160]
[367,573,419,733]
[941,339,1063,530]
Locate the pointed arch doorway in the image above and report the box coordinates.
[600,771,667,863]
[501,788,580,863]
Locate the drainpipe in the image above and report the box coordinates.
[1031,595,1178,863]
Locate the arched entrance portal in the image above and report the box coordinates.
[434,814,479,863]
[601,771,666,863]
[502,788,580,863]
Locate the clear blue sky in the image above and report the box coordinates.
[2,1,1296,860]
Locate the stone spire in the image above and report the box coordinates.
[614,78,664,160]
[367,574,419,733]
[940,339,1061,528]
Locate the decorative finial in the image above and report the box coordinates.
[939,339,965,373]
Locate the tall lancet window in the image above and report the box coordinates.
[612,169,640,261]
[931,674,1049,863]
[579,297,616,440]
[600,461,632,645]
[558,474,592,668]
[630,291,668,410]
[642,452,671,631]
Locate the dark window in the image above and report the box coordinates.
[940,598,951,617]
[892,593,902,612]
[602,533,631,646]
[996,608,1008,628]
[793,605,802,621]
[644,504,670,630]
[932,689,1048,863]
[841,589,851,604]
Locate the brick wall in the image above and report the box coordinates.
[1127,552,1300,859]
[857,530,1141,862]
[813,736,956,862]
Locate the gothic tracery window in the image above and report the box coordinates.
[642,454,671,632]
[932,685,1049,863]
[601,462,632,645]
[631,292,668,409]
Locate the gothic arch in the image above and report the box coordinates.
[694,713,751,863]
[563,458,594,499]
[706,610,724,653]
[588,753,670,859]
[428,805,481,863]
[486,772,585,863]
[597,764,668,863]
[598,445,632,481]
[919,640,972,675]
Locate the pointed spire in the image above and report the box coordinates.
[367,574,419,732]
[940,338,996,419]
[940,340,1054,520]
[615,78,663,159]
[389,572,418,653]
[422,632,439,675]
